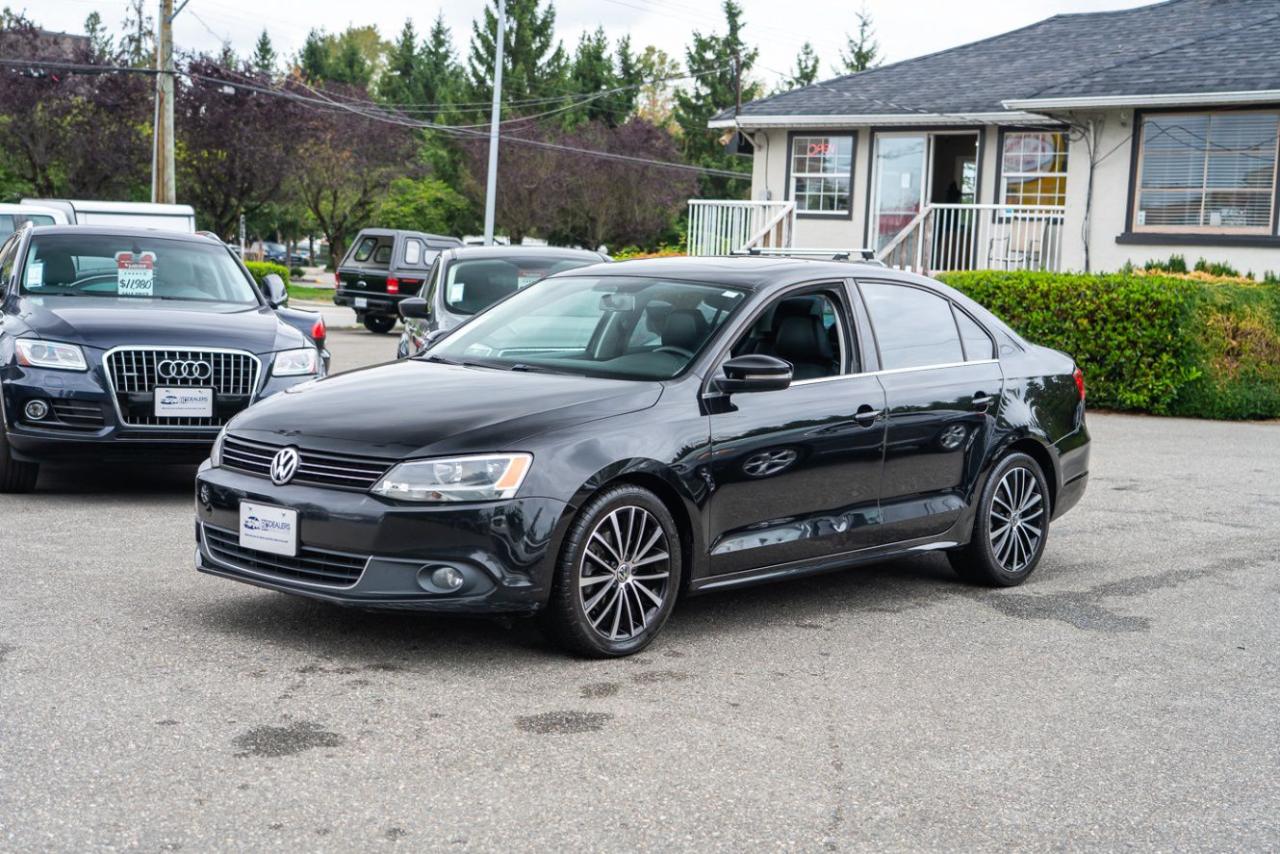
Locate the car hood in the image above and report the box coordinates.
[13,296,294,354]
[228,359,664,458]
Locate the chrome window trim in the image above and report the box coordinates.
[102,344,263,431]
[704,358,998,397]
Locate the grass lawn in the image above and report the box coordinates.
[287,284,336,303]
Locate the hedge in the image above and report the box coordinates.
[937,271,1280,420]
[243,260,290,289]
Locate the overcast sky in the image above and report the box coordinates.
[35,0,1155,88]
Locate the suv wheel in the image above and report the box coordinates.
[0,429,38,493]
[949,451,1049,587]
[363,315,396,334]
[540,484,682,657]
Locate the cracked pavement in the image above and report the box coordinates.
[1,329,1277,851]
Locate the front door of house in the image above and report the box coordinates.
[871,134,927,252]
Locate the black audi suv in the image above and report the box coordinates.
[194,256,1089,657]
[0,225,324,492]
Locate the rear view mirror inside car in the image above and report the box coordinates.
[599,292,636,312]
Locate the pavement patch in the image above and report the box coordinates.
[515,711,613,734]
[232,720,345,757]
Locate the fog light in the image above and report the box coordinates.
[431,566,464,591]
[24,399,49,421]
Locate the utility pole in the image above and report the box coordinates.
[482,1,506,246]
[152,0,190,204]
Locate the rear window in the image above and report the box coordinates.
[444,256,596,315]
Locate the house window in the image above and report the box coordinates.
[1000,131,1069,207]
[1134,111,1279,234]
[790,135,853,215]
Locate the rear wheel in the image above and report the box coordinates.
[363,314,396,334]
[540,485,682,658]
[0,428,38,494]
[949,452,1049,587]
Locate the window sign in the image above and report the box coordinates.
[115,251,156,297]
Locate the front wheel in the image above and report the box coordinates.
[540,485,682,657]
[0,429,39,493]
[949,452,1049,587]
[363,314,396,334]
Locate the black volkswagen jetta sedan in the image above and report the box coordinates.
[0,225,323,492]
[195,256,1089,657]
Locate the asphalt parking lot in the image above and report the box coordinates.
[2,326,1278,851]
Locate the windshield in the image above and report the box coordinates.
[443,255,598,315]
[427,275,746,380]
[21,234,259,304]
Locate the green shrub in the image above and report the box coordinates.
[243,260,290,288]
[289,266,305,279]
[1144,254,1188,274]
[1193,257,1241,278]
[937,270,1280,420]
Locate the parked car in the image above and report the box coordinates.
[333,229,463,334]
[289,245,312,266]
[21,199,196,232]
[193,256,1090,657]
[0,224,324,492]
[395,246,609,358]
[0,203,68,240]
[261,242,288,264]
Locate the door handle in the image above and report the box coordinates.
[854,406,882,426]
[972,392,996,409]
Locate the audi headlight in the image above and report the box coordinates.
[209,427,227,467]
[371,453,532,502]
[273,348,318,377]
[15,339,87,371]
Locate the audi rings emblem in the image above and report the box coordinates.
[157,359,213,381]
[270,447,300,486]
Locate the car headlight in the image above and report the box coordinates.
[209,427,227,467]
[371,453,532,502]
[15,339,87,371]
[273,348,318,377]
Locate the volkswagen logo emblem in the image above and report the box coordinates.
[270,447,300,486]
[157,359,213,381]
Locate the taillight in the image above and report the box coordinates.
[310,316,326,342]
[1073,366,1086,401]
[399,278,422,289]
[387,277,400,294]
[334,271,340,286]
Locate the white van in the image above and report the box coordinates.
[0,203,68,240]
[20,199,196,232]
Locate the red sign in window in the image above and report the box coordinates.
[807,142,832,156]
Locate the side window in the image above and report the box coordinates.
[0,235,18,287]
[373,245,392,264]
[861,282,964,370]
[403,238,424,266]
[421,257,441,299]
[352,237,376,263]
[954,308,995,361]
[728,289,850,380]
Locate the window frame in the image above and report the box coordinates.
[854,279,999,374]
[997,128,1071,210]
[1129,108,1280,237]
[786,131,857,221]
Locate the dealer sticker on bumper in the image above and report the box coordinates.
[239,501,298,557]
[154,387,213,417]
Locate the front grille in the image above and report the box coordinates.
[203,524,367,587]
[221,435,394,492]
[104,348,260,428]
[46,400,105,431]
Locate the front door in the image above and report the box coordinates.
[706,286,886,575]
[871,134,927,252]
[857,279,1004,543]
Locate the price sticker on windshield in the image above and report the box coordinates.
[115,251,156,297]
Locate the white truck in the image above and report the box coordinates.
[20,199,196,232]
[0,203,68,240]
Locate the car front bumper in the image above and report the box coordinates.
[194,462,568,613]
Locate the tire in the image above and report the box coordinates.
[540,484,683,658]
[0,428,39,494]
[363,314,396,334]
[949,451,1049,587]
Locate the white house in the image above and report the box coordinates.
[694,0,1280,276]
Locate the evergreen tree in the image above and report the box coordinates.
[838,7,880,74]
[566,28,615,126]
[673,0,759,196]
[379,20,422,105]
[119,0,153,67]
[421,14,463,114]
[784,42,819,90]
[251,30,277,75]
[332,36,372,88]
[612,36,643,120]
[467,0,567,113]
[84,12,115,62]
[299,29,331,83]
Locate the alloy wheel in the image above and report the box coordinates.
[989,466,1044,573]
[578,505,671,642]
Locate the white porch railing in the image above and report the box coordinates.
[687,200,794,256]
[877,204,1067,274]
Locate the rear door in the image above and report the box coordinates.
[857,279,1004,543]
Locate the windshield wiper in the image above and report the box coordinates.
[422,354,505,370]
[510,363,568,374]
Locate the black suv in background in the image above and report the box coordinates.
[395,246,609,359]
[334,229,462,333]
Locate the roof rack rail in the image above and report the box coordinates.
[735,247,882,264]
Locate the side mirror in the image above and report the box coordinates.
[262,273,288,308]
[717,354,793,394]
[398,297,430,320]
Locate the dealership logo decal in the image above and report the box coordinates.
[270,447,300,486]
[157,359,213,381]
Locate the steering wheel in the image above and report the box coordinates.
[653,345,694,359]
